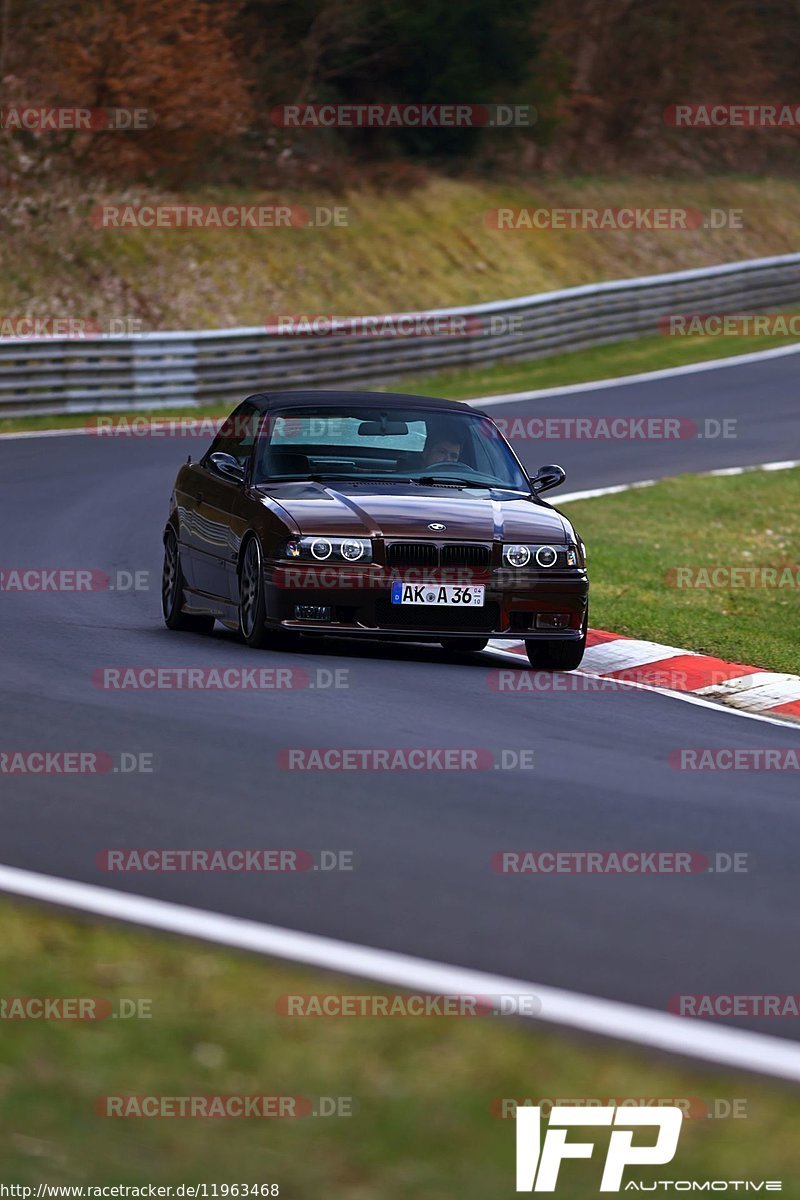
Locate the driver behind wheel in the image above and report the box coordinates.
[421,423,464,467]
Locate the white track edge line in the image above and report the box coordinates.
[484,645,800,730]
[471,341,800,407]
[1,862,799,1083]
[0,426,96,440]
[554,459,799,504]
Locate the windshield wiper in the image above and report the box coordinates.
[314,474,418,484]
[261,474,523,492]
[257,475,324,484]
[259,474,417,485]
[417,475,493,488]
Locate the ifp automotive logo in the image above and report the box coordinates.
[514,1105,783,1191]
[515,1104,682,1191]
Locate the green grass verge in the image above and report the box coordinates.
[562,466,800,674]
[2,321,799,435]
[1,898,800,1195]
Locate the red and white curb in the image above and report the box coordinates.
[485,458,800,726]
[489,629,800,724]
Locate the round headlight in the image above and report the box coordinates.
[340,539,365,562]
[535,545,558,567]
[310,538,333,561]
[505,545,531,567]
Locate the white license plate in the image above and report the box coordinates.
[391,582,485,606]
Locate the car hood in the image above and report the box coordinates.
[259,482,569,543]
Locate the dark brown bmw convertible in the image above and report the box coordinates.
[162,390,589,669]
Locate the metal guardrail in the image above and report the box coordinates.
[1,254,799,415]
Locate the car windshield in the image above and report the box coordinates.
[252,406,529,490]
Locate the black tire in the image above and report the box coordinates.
[524,612,587,671]
[440,638,489,654]
[162,528,215,633]
[238,536,272,647]
[238,537,300,651]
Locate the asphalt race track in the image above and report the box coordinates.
[2,349,799,1041]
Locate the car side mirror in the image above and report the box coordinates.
[209,452,245,483]
[529,463,566,494]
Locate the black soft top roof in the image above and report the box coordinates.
[242,389,488,418]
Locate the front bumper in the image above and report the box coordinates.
[263,563,589,640]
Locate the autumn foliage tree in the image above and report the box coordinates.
[2,0,800,182]
[532,0,799,171]
[3,0,252,180]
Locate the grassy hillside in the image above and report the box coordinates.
[3,176,800,330]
